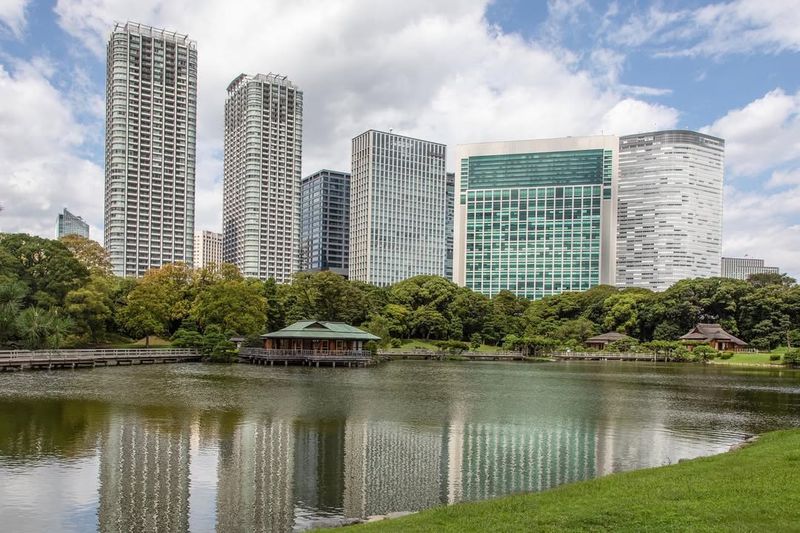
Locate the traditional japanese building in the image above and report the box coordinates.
[585,332,633,350]
[261,321,379,353]
[680,324,747,352]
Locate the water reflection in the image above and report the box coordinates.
[0,362,798,532]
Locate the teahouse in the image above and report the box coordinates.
[261,320,379,354]
[585,332,633,350]
[680,323,748,352]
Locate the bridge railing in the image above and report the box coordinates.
[552,351,662,359]
[0,348,199,361]
[240,348,372,360]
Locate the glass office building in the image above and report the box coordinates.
[444,172,455,281]
[56,208,90,239]
[350,130,447,286]
[300,169,350,277]
[222,73,303,282]
[617,131,724,290]
[454,136,618,300]
[104,22,197,277]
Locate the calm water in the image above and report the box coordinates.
[1,361,799,532]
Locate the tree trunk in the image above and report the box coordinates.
[146,335,150,348]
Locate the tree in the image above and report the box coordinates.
[287,271,367,324]
[64,276,113,343]
[15,307,71,350]
[0,233,89,308]
[0,280,26,344]
[116,280,171,347]
[191,276,266,335]
[747,272,796,288]
[59,235,113,276]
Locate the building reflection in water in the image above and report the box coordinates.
[92,409,642,531]
[97,411,191,533]
[215,418,295,532]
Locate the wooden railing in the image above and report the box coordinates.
[239,348,372,360]
[0,348,199,362]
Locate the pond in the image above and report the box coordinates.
[0,361,799,532]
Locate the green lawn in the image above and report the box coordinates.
[340,429,800,532]
[712,347,789,366]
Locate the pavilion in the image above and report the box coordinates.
[680,324,748,352]
[261,320,379,354]
[585,331,634,350]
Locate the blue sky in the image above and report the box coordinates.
[0,0,799,278]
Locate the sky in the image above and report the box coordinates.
[0,0,799,279]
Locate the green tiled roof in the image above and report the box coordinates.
[261,320,380,340]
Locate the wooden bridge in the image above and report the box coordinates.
[551,351,668,362]
[0,348,201,371]
[239,348,375,368]
[380,349,525,361]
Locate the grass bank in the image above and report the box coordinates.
[340,429,800,532]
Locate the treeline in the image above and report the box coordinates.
[1,232,798,351]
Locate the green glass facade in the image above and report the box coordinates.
[461,150,612,300]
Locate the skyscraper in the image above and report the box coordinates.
[444,172,455,281]
[721,257,779,280]
[104,22,197,277]
[222,73,303,282]
[55,208,89,239]
[193,230,222,269]
[617,131,724,290]
[454,136,618,300]
[300,169,350,277]
[350,130,447,286]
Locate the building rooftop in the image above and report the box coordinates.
[586,332,632,343]
[680,324,747,346]
[112,21,196,48]
[261,320,380,341]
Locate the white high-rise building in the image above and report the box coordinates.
[222,73,303,282]
[721,257,779,280]
[104,22,197,277]
[350,130,447,286]
[617,131,724,291]
[193,230,222,269]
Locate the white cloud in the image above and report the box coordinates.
[766,169,800,189]
[41,0,677,236]
[723,184,800,279]
[0,0,30,38]
[703,88,800,177]
[611,0,800,58]
[0,59,104,241]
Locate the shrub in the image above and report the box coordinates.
[670,347,691,362]
[691,344,718,362]
[769,354,781,361]
[782,349,800,366]
[719,352,734,360]
[470,333,483,350]
[390,338,402,348]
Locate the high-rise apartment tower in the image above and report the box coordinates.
[193,230,222,269]
[300,170,350,277]
[104,22,197,277]
[454,136,618,299]
[350,130,447,286]
[56,208,90,239]
[617,130,724,290]
[222,73,303,282]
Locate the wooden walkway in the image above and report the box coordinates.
[551,351,668,362]
[239,348,375,368]
[0,348,201,371]
[381,350,525,361]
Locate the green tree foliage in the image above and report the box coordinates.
[0,233,89,307]
[190,265,266,335]
[64,276,113,343]
[59,234,113,276]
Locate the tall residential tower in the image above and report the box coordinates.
[300,169,350,277]
[350,130,447,286]
[222,73,303,282]
[454,136,618,300]
[616,131,724,290]
[104,22,197,277]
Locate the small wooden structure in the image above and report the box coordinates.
[0,348,200,372]
[680,324,748,352]
[239,321,380,368]
[585,332,633,350]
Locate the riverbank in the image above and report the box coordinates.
[339,429,800,532]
